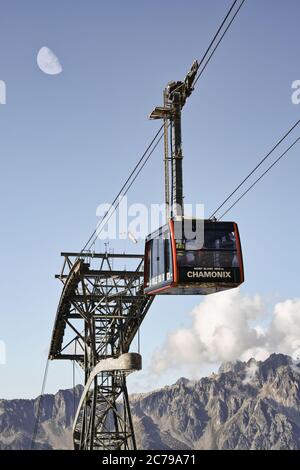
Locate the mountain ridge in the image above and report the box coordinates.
[1,353,300,450]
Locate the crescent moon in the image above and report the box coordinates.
[37,46,62,75]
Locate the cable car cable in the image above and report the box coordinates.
[30,358,50,449]
[81,124,164,253]
[218,135,300,220]
[210,118,300,219]
[170,0,245,96]
[193,0,246,88]
[87,132,164,244]
[80,0,246,253]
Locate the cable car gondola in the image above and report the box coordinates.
[144,217,244,295]
[143,62,245,295]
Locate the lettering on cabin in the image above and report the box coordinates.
[187,270,231,279]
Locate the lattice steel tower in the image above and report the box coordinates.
[49,251,153,450]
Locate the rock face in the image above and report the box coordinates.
[131,354,300,450]
[1,354,300,450]
[0,385,82,450]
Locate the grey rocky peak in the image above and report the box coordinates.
[175,377,195,387]
[218,359,244,375]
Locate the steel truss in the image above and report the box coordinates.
[49,252,154,450]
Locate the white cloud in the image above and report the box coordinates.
[268,299,300,360]
[150,289,300,375]
[240,347,269,362]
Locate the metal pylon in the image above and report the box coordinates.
[49,252,154,450]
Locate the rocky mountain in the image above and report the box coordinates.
[0,385,82,450]
[1,354,300,450]
[131,354,300,450]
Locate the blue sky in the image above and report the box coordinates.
[1,0,300,398]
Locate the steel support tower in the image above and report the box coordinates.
[49,252,154,450]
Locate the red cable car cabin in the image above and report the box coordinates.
[144,218,244,295]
